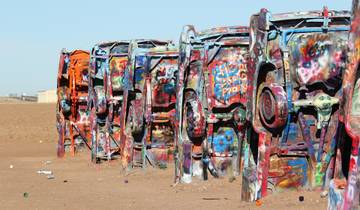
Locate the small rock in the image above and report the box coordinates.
[320,190,328,198]
[23,192,29,198]
[9,165,13,169]
[202,197,221,200]
[45,161,52,165]
[124,180,129,184]
[255,200,262,206]
[228,176,236,183]
[159,163,167,169]
[63,180,68,183]
[47,175,55,179]
[299,196,304,202]
[37,170,53,175]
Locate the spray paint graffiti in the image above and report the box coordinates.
[151,58,177,107]
[109,56,127,91]
[244,7,350,201]
[145,48,178,167]
[57,49,91,157]
[328,1,360,209]
[290,33,347,85]
[88,41,130,162]
[210,47,248,104]
[174,25,249,184]
[118,40,174,169]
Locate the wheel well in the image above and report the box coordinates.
[256,62,276,88]
[252,62,276,125]
[183,89,205,143]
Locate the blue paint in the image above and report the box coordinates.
[135,68,145,84]
[288,158,308,186]
[304,119,316,155]
[211,128,237,153]
[328,180,343,208]
[281,83,293,144]
[213,62,242,102]
[123,66,132,90]
[135,55,146,68]
[287,123,298,143]
[163,82,176,94]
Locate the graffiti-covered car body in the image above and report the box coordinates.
[57,49,91,157]
[243,8,350,201]
[88,41,130,162]
[174,25,249,183]
[131,46,178,168]
[118,40,173,169]
[328,1,360,209]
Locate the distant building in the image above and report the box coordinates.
[8,93,18,98]
[6,93,37,102]
[38,89,57,103]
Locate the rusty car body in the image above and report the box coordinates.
[328,1,360,209]
[88,41,130,162]
[57,49,91,157]
[243,7,350,201]
[174,25,249,183]
[118,40,173,169]
[125,45,178,169]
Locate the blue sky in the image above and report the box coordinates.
[0,0,351,96]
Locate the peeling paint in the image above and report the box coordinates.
[244,7,350,201]
[118,40,175,169]
[56,49,91,157]
[328,1,360,209]
[175,25,249,183]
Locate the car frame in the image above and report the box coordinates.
[118,39,173,169]
[174,25,249,183]
[57,49,91,157]
[328,1,360,209]
[88,41,130,163]
[243,7,350,201]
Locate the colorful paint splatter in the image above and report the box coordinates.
[174,25,249,184]
[244,7,350,201]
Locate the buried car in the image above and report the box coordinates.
[328,1,360,209]
[243,7,350,201]
[118,40,173,169]
[57,49,91,157]
[88,41,130,162]
[122,45,178,169]
[174,25,249,183]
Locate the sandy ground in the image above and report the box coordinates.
[0,103,328,210]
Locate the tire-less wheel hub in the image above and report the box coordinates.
[261,90,276,122]
[259,84,288,129]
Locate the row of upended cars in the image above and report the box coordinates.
[56,2,360,209]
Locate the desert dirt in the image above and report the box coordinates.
[0,103,328,210]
